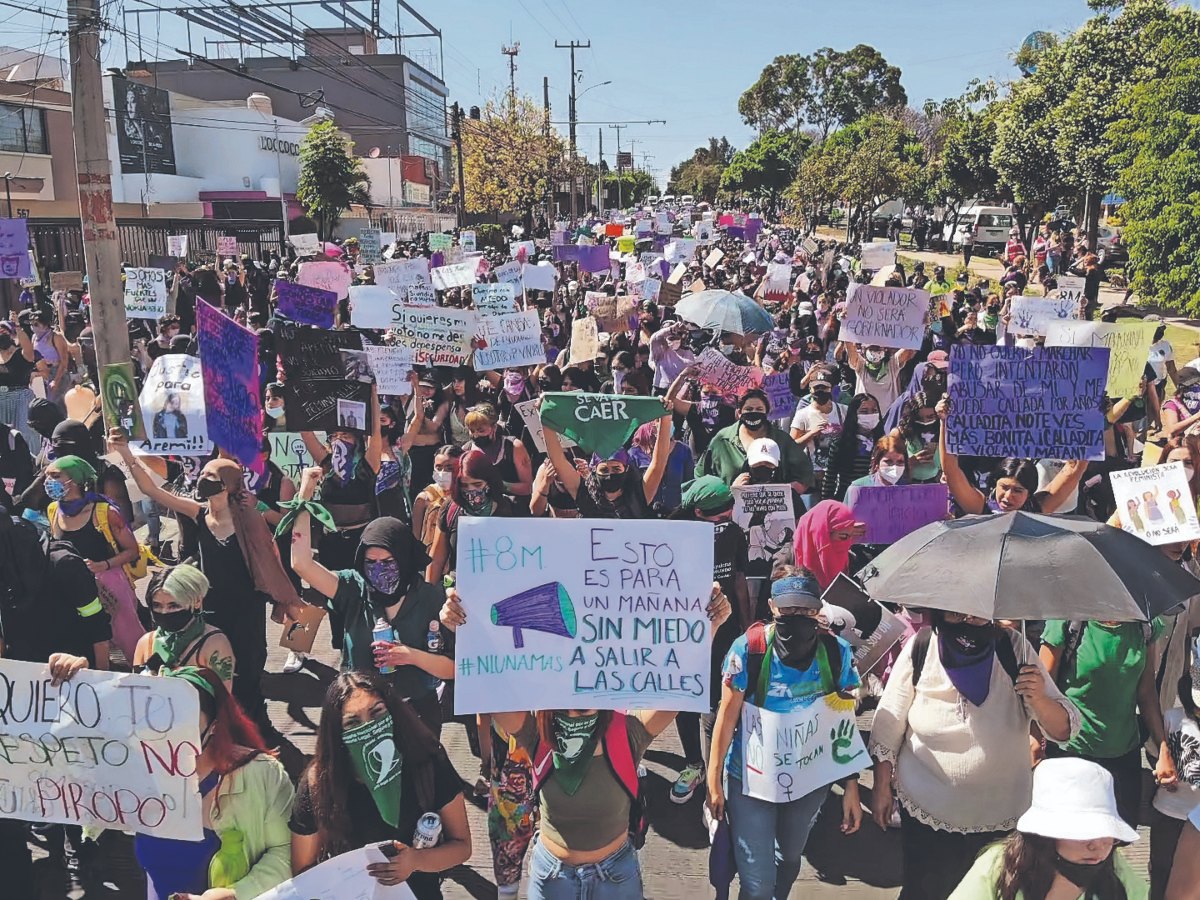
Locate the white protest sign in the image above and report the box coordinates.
[255,845,415,900]
[374,258,430,294]
[569,316,601,365]
[695,221,714,245]
[123,267,168,318]
[289,233,320,255]
[298,260,353,300]
[1044,320,1157,398]
[839,284,930,351]
[166,235,188,257]
[134,354,211,456]
[665,239,697,264]
[0,659,202,839]
[1110,461,1200,546]
[626,262,647,284]
[405,283,437,307]
[638,277,662,302]
[454,518,715,714]
[860,241,896,270]
[704,247,724,268]
[430,261,477,291]
[216,236,238,257]
[268,431,325,482]
[460,230,477,252]
[473,283,517,315]
[474,310,544,371]
[515,398,574,453]
[740,697,868,803]
[1056,275,1086,305]
[348,285,400,329]
[522,262,558,292]
[363,344,414,395]
[656,211,672,235]
[1010,296,1080,336]
[510,240,536,260]
[732,484,796,580]
[388,306,477,365]
[494,260,523,290]
[801,236,820,257]
[764,263,791,297]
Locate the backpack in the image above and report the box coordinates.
[1053,620,1153,690]
[909,626,1020,687]
[49,500,160,580]
[745,620,843,707]
[419,485,449,552]
[531,712,650,849]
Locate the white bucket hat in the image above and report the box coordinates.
[1016,758,1138,843]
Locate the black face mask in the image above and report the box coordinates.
[773,615,820,670]
[749,466,776,484]
[740,412,767,430]
[598,472,624,493]
[196,477,225,499]
[939,619,995,655]
[472,432,496,450]
[1054,855,1110,891]
[0,334,12,351]
[811,390,832,404]
[151,607,196,633]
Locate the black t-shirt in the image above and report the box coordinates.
[288,747,462,900]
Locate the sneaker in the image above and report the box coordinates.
[670,764,704,804]
[473,767,490,797]
[282,651,306,674]
[497,884,519,899]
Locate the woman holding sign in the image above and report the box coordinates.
[706,568,864,900]
[0,317,38,449]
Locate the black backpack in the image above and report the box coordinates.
[1053,620,1153,689]
[909,626,1020,687]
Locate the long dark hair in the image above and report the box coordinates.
[829,392,882,470]
[997,832,1126,900]
[897,391,937,443]
[988,458,1041,511]
[305,671,442,856]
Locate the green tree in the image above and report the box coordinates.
[296,119,370,241]
[601,169,658,206]
[825,115,921,239]
[786,142,850,234]
[667,137,735,201]
[720,130,810,215]
[737,55,811,133]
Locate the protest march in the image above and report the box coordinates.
[6,4,1200,900]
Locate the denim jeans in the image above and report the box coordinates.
[527,836,642,900]
[725,775,828,900]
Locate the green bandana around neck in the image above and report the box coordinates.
[551,712,600,796]
[152,612,208,666]
[343,712,404,826]
[538,392,666,458]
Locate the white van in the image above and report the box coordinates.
[661,194,677,206]
[680,194,695,205]
[944,205,1015,253]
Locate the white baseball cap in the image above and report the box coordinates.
[1016,758,1138,843]
[747,438,781,469]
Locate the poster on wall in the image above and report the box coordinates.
[114,78,177,175]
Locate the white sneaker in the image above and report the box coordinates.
[282,651,306,674]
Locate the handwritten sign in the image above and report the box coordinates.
[257,845,415,900]
[694,347,764,400]
[0,658,202,839]
[100,361,147,440]
[430,261,476,291]
[389,306,476,366]
[1055,275,1086,305]
[454,518,715,714]
[844,483,949,544]
[357,228,383,264]
[276,279,337,329]
[840,284,929,350]
[523,262,557,293]
[363,344,413,395]
[948,345,1109,460]
[349,285,401,330]
[860,241,896,270]
[196,299,262,467]
[50,271,84,293]
[428,232,452,252]
[473,283,518,315]
[1110,461,1200,546]
[298,260,353,301]
[821,574,909,676]
[289,233,320,255]
[278,324,369,431]
[514,398,574,453]
[741,697,868,803]
[134,354,211,456]
[761,371,798,421]
[405,283,436,307]
[216,235,238,257]
[1009,296,1079,336]
[0,218,30,279]
[123,267,168,318]
[475,311,544,371]
[374,258,430,294]
[569,316,601,365]
[665,239,697,265]
[1044,320,1156,399]
[167,235,188,258]
[460,230,476,252]
[732,484,796,579]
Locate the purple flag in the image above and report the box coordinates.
[0,217,31,279]
[196,299,263,469]
[276,279,337,329]
[845,483,950,545]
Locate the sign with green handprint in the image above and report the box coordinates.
[740,695,868,803]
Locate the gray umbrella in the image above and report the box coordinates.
[856,511,1200,622]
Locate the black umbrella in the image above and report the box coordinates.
[856,511,1200,622]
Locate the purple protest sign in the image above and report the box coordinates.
[844,483,950,545]
[727,226,745,240]
[0,218,31,279]
[552,243,611,273]
[762,372,798,421]
[430,251,444,269]
[275,279,337,329]
[745,219,762,244]
[196,299,262,469]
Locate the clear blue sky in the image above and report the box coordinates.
[7,0,1100,188]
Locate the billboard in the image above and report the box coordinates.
[114,78,177,175]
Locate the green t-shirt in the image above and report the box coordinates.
[948,842,1148,900]
[1042,618,1163,758]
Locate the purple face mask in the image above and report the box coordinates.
[503,372,525,397]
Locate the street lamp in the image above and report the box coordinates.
[3,173,13,218]
[573,82,610,215]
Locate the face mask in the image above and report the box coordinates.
[749,466,776,484]
[1054,855,1109,891]
[1184,465,1195,482]
[461,485,491,514]
[551,711,601,795]
[878,463,904,485]
[940,620,994,655]
[342,713,403,827]
[0,334,12,351]
[612,370,625,392]
[503,373,524,397]
[45,479,68,501]
[365,558,402,595]
[864,350,885,365]
[719,343,737,357]
[472,431,496,450]
[331,438,357,483]
[598,471,624,493]
[773,615,820,669]
[811,390,832,404]
[740,412,767,430]
[264,404,284,420]
[196,477,225,499]
[432,469,453,490]
[151,607,197,634]
[858,413,880,431]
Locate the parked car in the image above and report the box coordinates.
[943,205,1015,254]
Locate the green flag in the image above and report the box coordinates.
[539,392,666,458]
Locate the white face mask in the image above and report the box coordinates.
[858,413,880,430]
[432,470,453,490]
[264,404,284,419]
[878,463,905,485]
[1184,465,1195,483]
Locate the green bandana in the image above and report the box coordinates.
[551,712,600,796]
[539,392,666,458]
[343,713,404,826]
[152,613,208,667]
[273,498,337,538]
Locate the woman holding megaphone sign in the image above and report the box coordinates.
[438,583,731,900]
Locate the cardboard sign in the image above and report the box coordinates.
[276,280,337,329]
[1044,320,1156,399]
[216,235,238,257]
[167,235,188,258]
[0,658,202,839]
[428,232,452,252]
[389,306,477,365]
[840,284,930,351]
[801,236,820,258]
[1110,461,1200,546]
[514,398,575,453]
[740,697,868,803]
[1056,275,1086,305]
[358,228,383,264]
[522,262,557,293]
[569,316,602,365]
[289,233,320,255]
[363,344,414,395]
[277,323,369,431]
[474,311,544,371]
[297,260,353,301]
[454,518,716,714]
[586,293,637,334]
[704,247,724,268]
[860,241,896,270]
[100,361,147,440]
[349,284,401,330]
[1009,296,1080,336]
[196,300,263,466]
[460,230,477,252]
[844,483,949,544]
[134,354,211,456]
[473,283,518,315]
[821,573,909,676]
[123,267,168,318]
[947,345,1109,460]
[50,271,84,293]
[374,258,430,294]
[732,484,796,579]
[268,431,325,483]
[278,601,328,654]
[430,262,477,291]
[694,347,764,399]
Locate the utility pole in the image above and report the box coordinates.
[543,76,554,226]
[68,0,128,380]
[608,123,627,210]
[501,43,520,112]
[597,127,603,218]
[555,39,590,223]
[451,102,465,228]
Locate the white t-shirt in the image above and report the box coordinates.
[1149,339,1175,382]
[790,401,846,473]
[1153,707,1200,820]
[850,354,903,413]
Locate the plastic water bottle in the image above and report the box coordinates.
[373,617,396,675]
[412,812,442,849]
[426,620,443,653]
